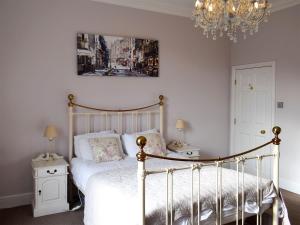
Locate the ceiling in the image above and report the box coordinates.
[90,0,300,17]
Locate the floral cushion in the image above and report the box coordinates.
[88,137,124,162]
[142,133,167,156]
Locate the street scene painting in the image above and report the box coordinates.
[77,33,159,77]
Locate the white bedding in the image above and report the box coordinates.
[71,157,279,225]
[71,156,188,193]
[71,157,138,193]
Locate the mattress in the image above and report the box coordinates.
[74,157,276,225]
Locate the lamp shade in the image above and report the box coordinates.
[44,125,58,141]
[176,119,185,130]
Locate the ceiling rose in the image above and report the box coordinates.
[192,0,271,42]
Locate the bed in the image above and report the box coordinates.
[67,94,287,225]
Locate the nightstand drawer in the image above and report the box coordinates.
[37,166,66,177]
[167,143,202,159]
[180,150,201,157]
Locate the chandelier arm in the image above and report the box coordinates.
[238,3,255,22]
[257,9,267,23]
[201,10,217,28]
[245,9,267,28]
[240,7,266,28]
[235,0,244,16]
[203,10,215,24]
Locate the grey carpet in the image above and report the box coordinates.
[0,189,298,225]
[0,205,84,225]
[0,205,268,225]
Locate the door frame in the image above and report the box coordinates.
[230,61,276,155]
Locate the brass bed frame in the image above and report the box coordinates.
[67,94,281,225]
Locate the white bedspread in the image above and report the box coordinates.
[83,158,277,225]
[71,157,137,193]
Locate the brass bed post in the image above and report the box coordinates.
[137,136,147,225]
[272,126,281,225]
[68,94,74,162]
[67,94,75,205]
[159,95,164,136]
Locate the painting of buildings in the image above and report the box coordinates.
[77,33,159,77]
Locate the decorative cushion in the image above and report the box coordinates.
[88,136,124,163]
[142,132,167,156]
[74,130,116,160]
[122,129,167,157]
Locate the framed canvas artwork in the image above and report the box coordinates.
[77,33,159,77]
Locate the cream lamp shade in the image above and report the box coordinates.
[176,119,185,130]
[44,125,58,141]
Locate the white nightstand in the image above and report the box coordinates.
[32,155,69,217]
[167,143,201,159]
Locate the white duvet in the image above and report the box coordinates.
[79,158,278,225]
[71,157,138,193]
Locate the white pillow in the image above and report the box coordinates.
[122,129,167,157]
[74,130,116,160]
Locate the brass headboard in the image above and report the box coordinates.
[67,94,164,162]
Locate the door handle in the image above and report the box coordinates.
[260,130,266,134]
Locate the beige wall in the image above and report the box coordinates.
[0,0,230,196]
[231,5,300,194]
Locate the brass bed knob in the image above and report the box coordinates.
[136,136,147,148]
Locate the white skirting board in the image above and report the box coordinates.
[280,178,300,195]
[0,192,33,209]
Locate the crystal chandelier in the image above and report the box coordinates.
[192,0,271,42]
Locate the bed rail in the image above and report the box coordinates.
[68,94,164,113]
[136,126,281,225]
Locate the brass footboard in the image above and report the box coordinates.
[136,126,281,225]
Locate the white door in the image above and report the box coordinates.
[231,63,275,178]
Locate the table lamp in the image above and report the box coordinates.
[176,119,185,146]
[44,125,58,152]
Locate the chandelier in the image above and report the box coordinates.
[192,0,271,42]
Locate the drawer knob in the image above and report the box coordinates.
[46,169,57,174]
[186,151,193,155]
[39,190,41,195]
